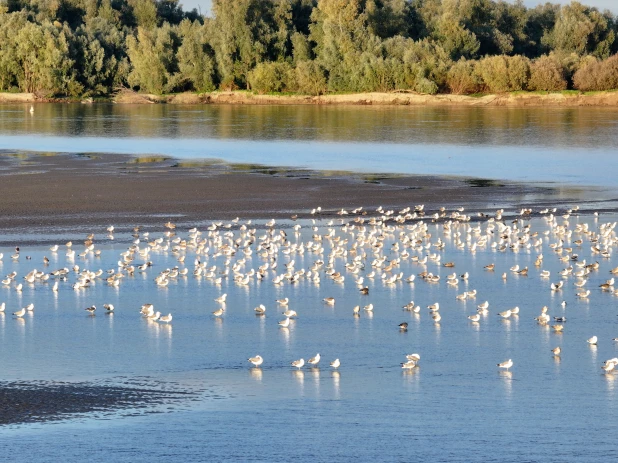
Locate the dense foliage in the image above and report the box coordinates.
[0,0,617,96]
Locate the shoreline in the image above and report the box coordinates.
[3,90,618,107]
[0,151,612,241]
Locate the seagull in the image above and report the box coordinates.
[587,336,598,345]
[159,313,172,323]
[497,359,513,371]
[330,358,340,368]
[278,317,290,328]
[212,308,225,317]
[308,353,321,366]
[13,308,25,317]
[215,294,227,303]
[468,313,481,322]
[248,355,263,367]
[406,353,421,362]
[401,361,417,369]
[323,297,335,305]
[282,309,298,318]
[602,361,616,373]
[276,297,289,306]
[103,304,114,312]
[399,322,408,330]
[552,347,561,356]
[291,358,305,369]
[254,304,266,315]
[85,305,96,314]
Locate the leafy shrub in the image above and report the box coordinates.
[573,54,618,91]
[247,61,293,94]
[528,55,567,91]
[446,59,480,94]
[294,60,327,95]
[476,55,530,93]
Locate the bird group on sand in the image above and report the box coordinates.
[3,202,618,378]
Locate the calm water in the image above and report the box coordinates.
[2,104,618,461]
[0,103,618,186]
[1,211,618,461]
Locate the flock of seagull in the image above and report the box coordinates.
[2,203,618,376]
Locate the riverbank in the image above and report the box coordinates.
[0,151,607,239]
[3,90,618,107]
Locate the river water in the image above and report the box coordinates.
[1,104,618,461]
[0,103,617,186]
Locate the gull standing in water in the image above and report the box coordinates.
[308,353,321,366]
[248,355,264,367]
[330,358,340,368]
[291,358,305,369]
[497,359,513,371]
[13,308,25,317]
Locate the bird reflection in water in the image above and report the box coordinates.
[280,326,290,348]
[293,370,305,394]
[311,367,320,396]
[500,370,513,398]
[332,371,340,399]
[250,367,263,382]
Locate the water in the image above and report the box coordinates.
[2,103,618,460]
[1,104,618,186]
[1,211,618,461]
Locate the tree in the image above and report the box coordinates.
[543,2,615,58]
[175,19,215,92]
[210,0,282,89]
[126,23,179,93]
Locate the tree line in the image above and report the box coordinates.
[0,0,617,97]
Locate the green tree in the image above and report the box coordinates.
[210,0,282,89]
[175,19,215,92]
[543,2,615,58]
[126,23,179,93]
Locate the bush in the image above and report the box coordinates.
[573,54,618,91]
[247,61,293,94]
[446,59,480,94]
[476,55,530,93]
[528,55,567,91]
[294,60,327,95]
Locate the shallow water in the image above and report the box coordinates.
[1,210,618,461]
[1,104,618,186]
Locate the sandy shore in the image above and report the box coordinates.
[3,90,618,107]
[0,151,605,238]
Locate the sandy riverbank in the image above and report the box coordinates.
[0,151,606,237]
[3,90,618,107]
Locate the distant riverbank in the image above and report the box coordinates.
[3,90,618,107]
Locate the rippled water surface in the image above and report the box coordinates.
[1,210,618,461]
[1,104,618,185]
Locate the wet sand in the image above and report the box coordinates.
[0,151,609,235]
[0,380,196,425]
